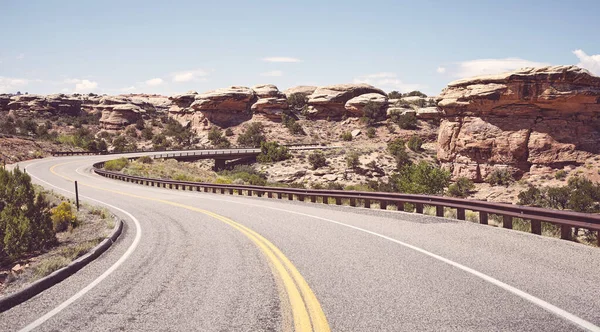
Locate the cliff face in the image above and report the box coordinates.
[436,65,600,181]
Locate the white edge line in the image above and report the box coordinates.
[16,160,142,332]
[75,164,600,332]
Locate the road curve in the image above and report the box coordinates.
[1,152,600,331]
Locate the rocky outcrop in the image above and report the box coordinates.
[306,84,386,118]
[98,99,145,130]
[251,84,288,119]
[437,65,600,181]
[190,86,256,126]
[5,94,83,116]
[344,93,388,116]
[283,86,317,98]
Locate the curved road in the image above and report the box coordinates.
[1,152,600,331]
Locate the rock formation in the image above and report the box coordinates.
[96,98,145,130]
[190,86,256,126]
[283,86,317,98]
[436,65,600,181]
[306,84,386,118]
[250,84,288,119]
[344,93,388,116]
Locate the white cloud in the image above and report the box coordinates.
[145,78,163,86]
[453,58,550,78]
[63,78,98,92]
[0,76,30,93]
[353,73,424,93]
[437,66,446,74]
[260,70,283,77]
[262,57,301,63]
[121,86,136,92]
[172,69,208,83]
[573,49,600,76]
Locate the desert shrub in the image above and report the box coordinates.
[554,169,567,180]
[219,166,267,186]
[287,93,308,110]
[112,135,128,152]
[387,138,410,168]
[141,127,154,140]
[164,118,194,145]
[340,132,352,141]
[447,177,475,198]
[0,116,17,135]
[237,122,265,147]
[391,161,450,195]
[404,91,427,98]
[566,177,600,212]
[207,127,231,148]
[407,135,423,152]
[257,141,291,163]
[517,185,543,206]
[51,202,78,232]
[346,151,360,169]
[388,91,403,99]
[135,118,145,130]
[545,186,571,210]
[225,128,234,136]
[486,168,514,187]
[152,133,170,150]
[327,182,344,190]
[308,151,327,170]
[104,158,129,171]
[282,114,305,135]
[392,112,418,130]
[137,156,153,164]
[0,168,56,264]
[125,126,138,138]
[361,101,386,125]
[366,127,376,138]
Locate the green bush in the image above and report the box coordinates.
[135,118,145,130]
[388,91,403,99]
[340,132,353,141]
[257,142,291,163]
[112,135,128,152]
[141,127,154,140]
[104,158,129,171]
[218,166,267,186]
[346,151,360,169]
[152,133,170,150]
[208,127,231,148]
[225,128,234,136]
[366,127,376,138]
[125,126,138,138]
[517,185,543,206]
[391,161,450,195]
[0,168,56,264]
[137,156,153,164]
[164,118,194,145]
[486,168,514,187]
[387,138,410,168]
[555,170,568,180]
[237,122,266,147]
[516,177,600,212]
[392,112,418,130]
[51,202,78,232]
[404,91,427,98]
[308,151,327,170]
[287,93,308,110]
[361,101,386,125]
[447,177,475,198]
[407,135,423,152]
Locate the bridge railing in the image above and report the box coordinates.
[51,143,322,156]
[92,162,600,246]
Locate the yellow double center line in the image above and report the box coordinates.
[49,161,330,332]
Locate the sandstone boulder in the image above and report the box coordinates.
[252,84,282,98]
[251,97,288,119]
[437,65,600,181]
[283,86,317,98]
[344,93,388,116]
[99,102,145,130]
[307,84,386,118]
[190,86,256,126]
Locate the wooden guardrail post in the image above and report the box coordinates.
[364,199,370,209]
[503,215,512,229]
[322,196,329,204]
[531,220,542,235]
[310,195,316,203]
[349,198,356,207]
[457,208,465,220]
[415,203,423,214]
[267,192,273,198]
[479,212,488,225]
[380,200,387,210]
[335,197,342,205]
[436,205,444,217]
[396,201,404,211]
[560,225,571,240]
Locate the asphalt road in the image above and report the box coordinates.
[1,152,599,331]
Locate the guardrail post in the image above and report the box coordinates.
[238,189,243,195]
[457,208,465,220]
[415,203,423,214]
[479,212,488,225]
[74,181,80,211]
[322,196,329,204]
[436,206,444,217]
[212,188,217,194]
[288,194,294,201]
[396,201,404,211]
[310,195,316,203]
[364,199,370,209]
[560,225,571,240]
[349,198,356,207]
[503,215,512,229]
[380,200,387,210]
[531,220,542,235]
[257,191,263,197]
[267,192,273,198]
[336,197,342,205]
[220,188,225,194]
[196,186,200,191]
[277,193,282,199]
[247,190,253,196]
[298,194,305,201]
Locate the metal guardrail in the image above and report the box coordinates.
[92,160,600,246]
[51,143,323,156]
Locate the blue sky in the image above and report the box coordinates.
[1,0,600,96]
